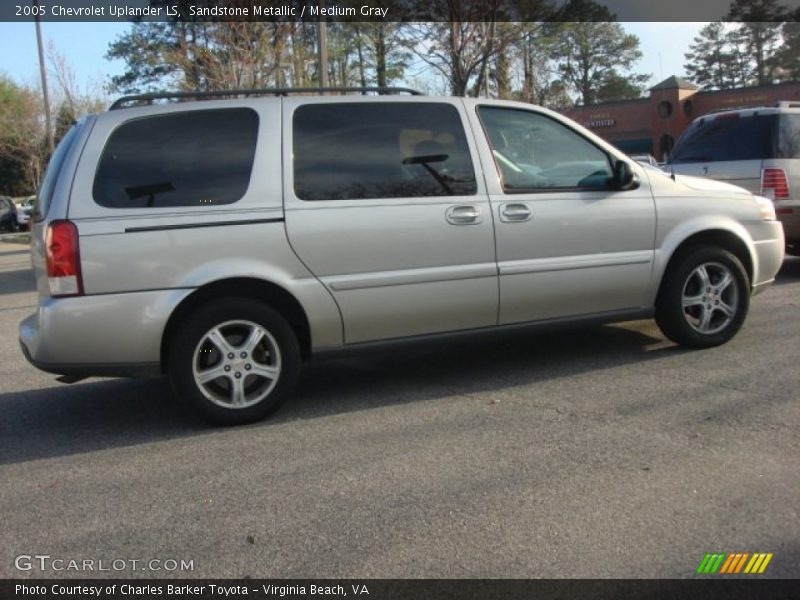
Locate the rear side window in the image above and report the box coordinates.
[36,123,80,219]
[293,102,477,200]
[778,114,800,158]
[93,108,258,209]
[670,114,777,163]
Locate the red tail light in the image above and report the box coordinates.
[760,167,789,200]
[45,220,83,297]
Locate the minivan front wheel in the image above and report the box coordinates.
[168,298,301,425]
[656,246,750,348]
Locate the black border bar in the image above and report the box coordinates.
[3,579,800,600]
[3,0,799,23]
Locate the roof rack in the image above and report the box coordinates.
[701,101,800,118]
[109,86,424,110]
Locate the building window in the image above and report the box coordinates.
[683,99,694,118]
[657,101,673,119]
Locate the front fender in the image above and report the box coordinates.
[649,215,758,304]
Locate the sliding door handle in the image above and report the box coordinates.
[446,205,482,225]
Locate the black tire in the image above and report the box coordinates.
[655,245,750,349]
[168,298,301,425]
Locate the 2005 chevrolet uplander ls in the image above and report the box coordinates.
[20,87,785,424]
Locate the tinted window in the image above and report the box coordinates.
[778,114,800,159]
[93,109,258,209]
[36,123,80,219]
[478,107,613,191]
[293,103,476,200]
[670,114,777,163]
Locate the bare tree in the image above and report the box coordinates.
[404,1,524,96]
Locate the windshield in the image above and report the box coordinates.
[670,114,777,164]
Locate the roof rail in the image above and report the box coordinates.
[109,86,424,110]
[700,104,778,117]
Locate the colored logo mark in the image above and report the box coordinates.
[696,552,773,574]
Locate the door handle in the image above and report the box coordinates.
[446,205,482,225]
[500,203,532,222]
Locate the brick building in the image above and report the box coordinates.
[563,76,800,161]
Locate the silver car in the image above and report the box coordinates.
[668,102,800,255]
[19,89,785,424]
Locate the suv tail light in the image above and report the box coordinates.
[760,167,789,200]
[45,220,83,297]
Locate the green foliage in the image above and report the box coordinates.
[684,22,743,90]
[685,2,798,91]
[726,0,788,85]
[550,21,647,105]
[54,103,77,147]
[773,14,800,80]
[106,22,409,93]
[595,72,650,103]
[0,76,46,195]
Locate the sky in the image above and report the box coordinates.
[0,21,705,99]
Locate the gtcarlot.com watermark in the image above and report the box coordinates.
[14,554,194,573]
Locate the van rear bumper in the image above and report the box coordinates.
[18,288,193,378]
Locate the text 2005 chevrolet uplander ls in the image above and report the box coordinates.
[20,88,785,424]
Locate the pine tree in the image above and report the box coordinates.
[684,22,736,90]
[726,0,788,86]
[773,16,800,81]
[551,21,647,105]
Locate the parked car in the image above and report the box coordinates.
[0,196,19,232]
[668,102,800,255]
[19,88,785,425]
[15,196,35,230]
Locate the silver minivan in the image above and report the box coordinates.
[668,102,800,255]
[19,88,785,424]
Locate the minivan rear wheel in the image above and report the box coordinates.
[168,298,301,425]
[655,246,750,348]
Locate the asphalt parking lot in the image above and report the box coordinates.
[0,237,798,579]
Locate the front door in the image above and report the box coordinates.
[283,98,498,344]
[467,103,656,325]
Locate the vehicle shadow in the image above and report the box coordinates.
[0,322,684,465]
[0,268,36,296]
[774,255,800,285]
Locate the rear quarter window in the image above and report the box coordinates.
[93,108,258,209]
[670,114,778,163]
[36,123,81,219]
[778,114,800,158]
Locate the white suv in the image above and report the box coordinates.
[668,102,800,255]
[19,88,785,424]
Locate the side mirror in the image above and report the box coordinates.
[613,160,637,190]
